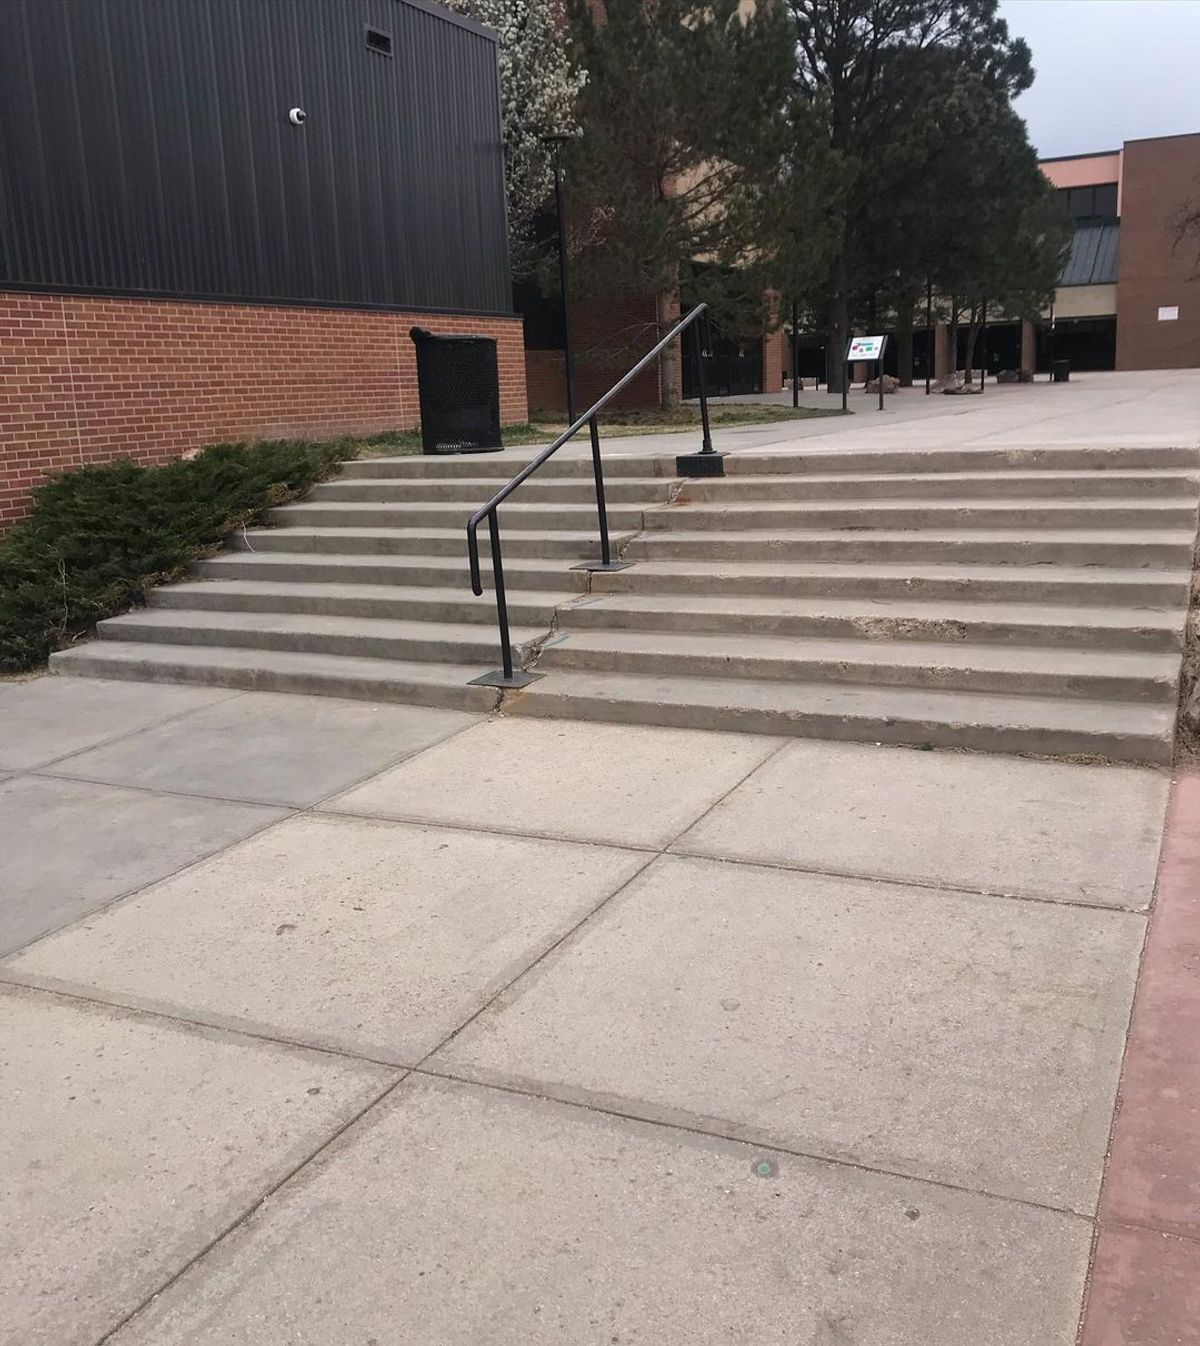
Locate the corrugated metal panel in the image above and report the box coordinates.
[1059,222,1120,287]
[0,0,512,314]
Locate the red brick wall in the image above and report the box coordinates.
[0,290,527,526]
[525,291,683,415]
[1116,133,1200,371]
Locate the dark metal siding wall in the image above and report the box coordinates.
[0,0,512,313]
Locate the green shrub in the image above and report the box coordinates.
[0,438,354,673]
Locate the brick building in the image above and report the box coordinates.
[1039,131,1200,373]
[0,0,526,527]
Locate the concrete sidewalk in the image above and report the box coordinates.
[2,674,1195,1343]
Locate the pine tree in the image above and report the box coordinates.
[560,0,794,406]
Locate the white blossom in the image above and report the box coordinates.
[447,0,587,260]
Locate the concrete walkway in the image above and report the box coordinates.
[3,674,1198,1343]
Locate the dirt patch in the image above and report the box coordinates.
[850,616,969,641]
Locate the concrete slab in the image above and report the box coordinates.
[325,716,780,847]
[0,985,396,1346]
[108,1073,1091,1346]
[0,675,237,771]
[49,691,479,806]
[0,775,285,956]
[675,739,1169,908]
[4,813,647,1061]
[435,854,1142,1212]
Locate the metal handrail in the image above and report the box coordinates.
[465,302,714,687]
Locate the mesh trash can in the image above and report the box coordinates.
[1052,358,1071,383]
[409,327,503,454]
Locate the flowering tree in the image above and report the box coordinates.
[449,0,587,268]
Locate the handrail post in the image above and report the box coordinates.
[466,510,541,688]
[572,412,633,574]
[590,414,610,565]
[492,514,513,681]
[697,314,714,454]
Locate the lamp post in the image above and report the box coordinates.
[542,132,577,424]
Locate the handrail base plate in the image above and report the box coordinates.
[570,560,635,573]
[677,451,726,478]
[467,669,544,689]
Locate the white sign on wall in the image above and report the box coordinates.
[1158,306,1180,322]
[847,335,886,361]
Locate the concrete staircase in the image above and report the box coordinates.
[51,444,1200,763]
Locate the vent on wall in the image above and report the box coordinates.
[365,26,392,56]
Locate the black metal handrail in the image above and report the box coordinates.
[465,302,714,688]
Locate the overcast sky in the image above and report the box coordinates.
[999,0,1200,158]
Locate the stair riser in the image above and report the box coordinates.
[681,477,1199,502]
[192,557,589,592]
[537,642,1173,702]
[98,620,523,666]
[50,649,498,713]
[626,536,1193,566]
[589,569,1188,607]
[506,690,1172,764]
[646,505,1197,532]
[313,480,674,504]
[723,448,1200,475]
[340,456,672,480]
[231,531,627,559]
[149,589,554,625]
[271,505,648,530]
[558,605,1181,652]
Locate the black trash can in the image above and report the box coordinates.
[409,327,503,454]
[1052,358,1071,383]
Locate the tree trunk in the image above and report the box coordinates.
[827,254,850,394]
[895,296,915,388]
[656,289,680,410]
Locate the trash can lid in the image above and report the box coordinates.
[409,326,492,343]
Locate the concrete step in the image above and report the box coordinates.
[150,580,566,626]
[313,477,676,504]
[557,592,1185,651]
[231,527,634,559]
[536,628,1179,701]
[95,608,542,666]
[193,551,590,592]
[270,500,651,531]
[720,446,1200,475]
[341,453,675,480]
[505,669,1176,763]
[50,642,501,712]
[340,445,1200,481]
[646,499,1197,532]
[588,559,1191,607]
[626,529,1196,567]
[196,551,1190,607]
[680,469,1200,502]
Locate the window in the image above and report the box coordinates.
[365,26,392,56]
[1057,183,1119,222]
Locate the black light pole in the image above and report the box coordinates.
[791,300,800,407]
[543,133,577,424]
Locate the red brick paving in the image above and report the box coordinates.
[1079,770,1200,1344]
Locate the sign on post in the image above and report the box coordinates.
[845,334,889,411]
